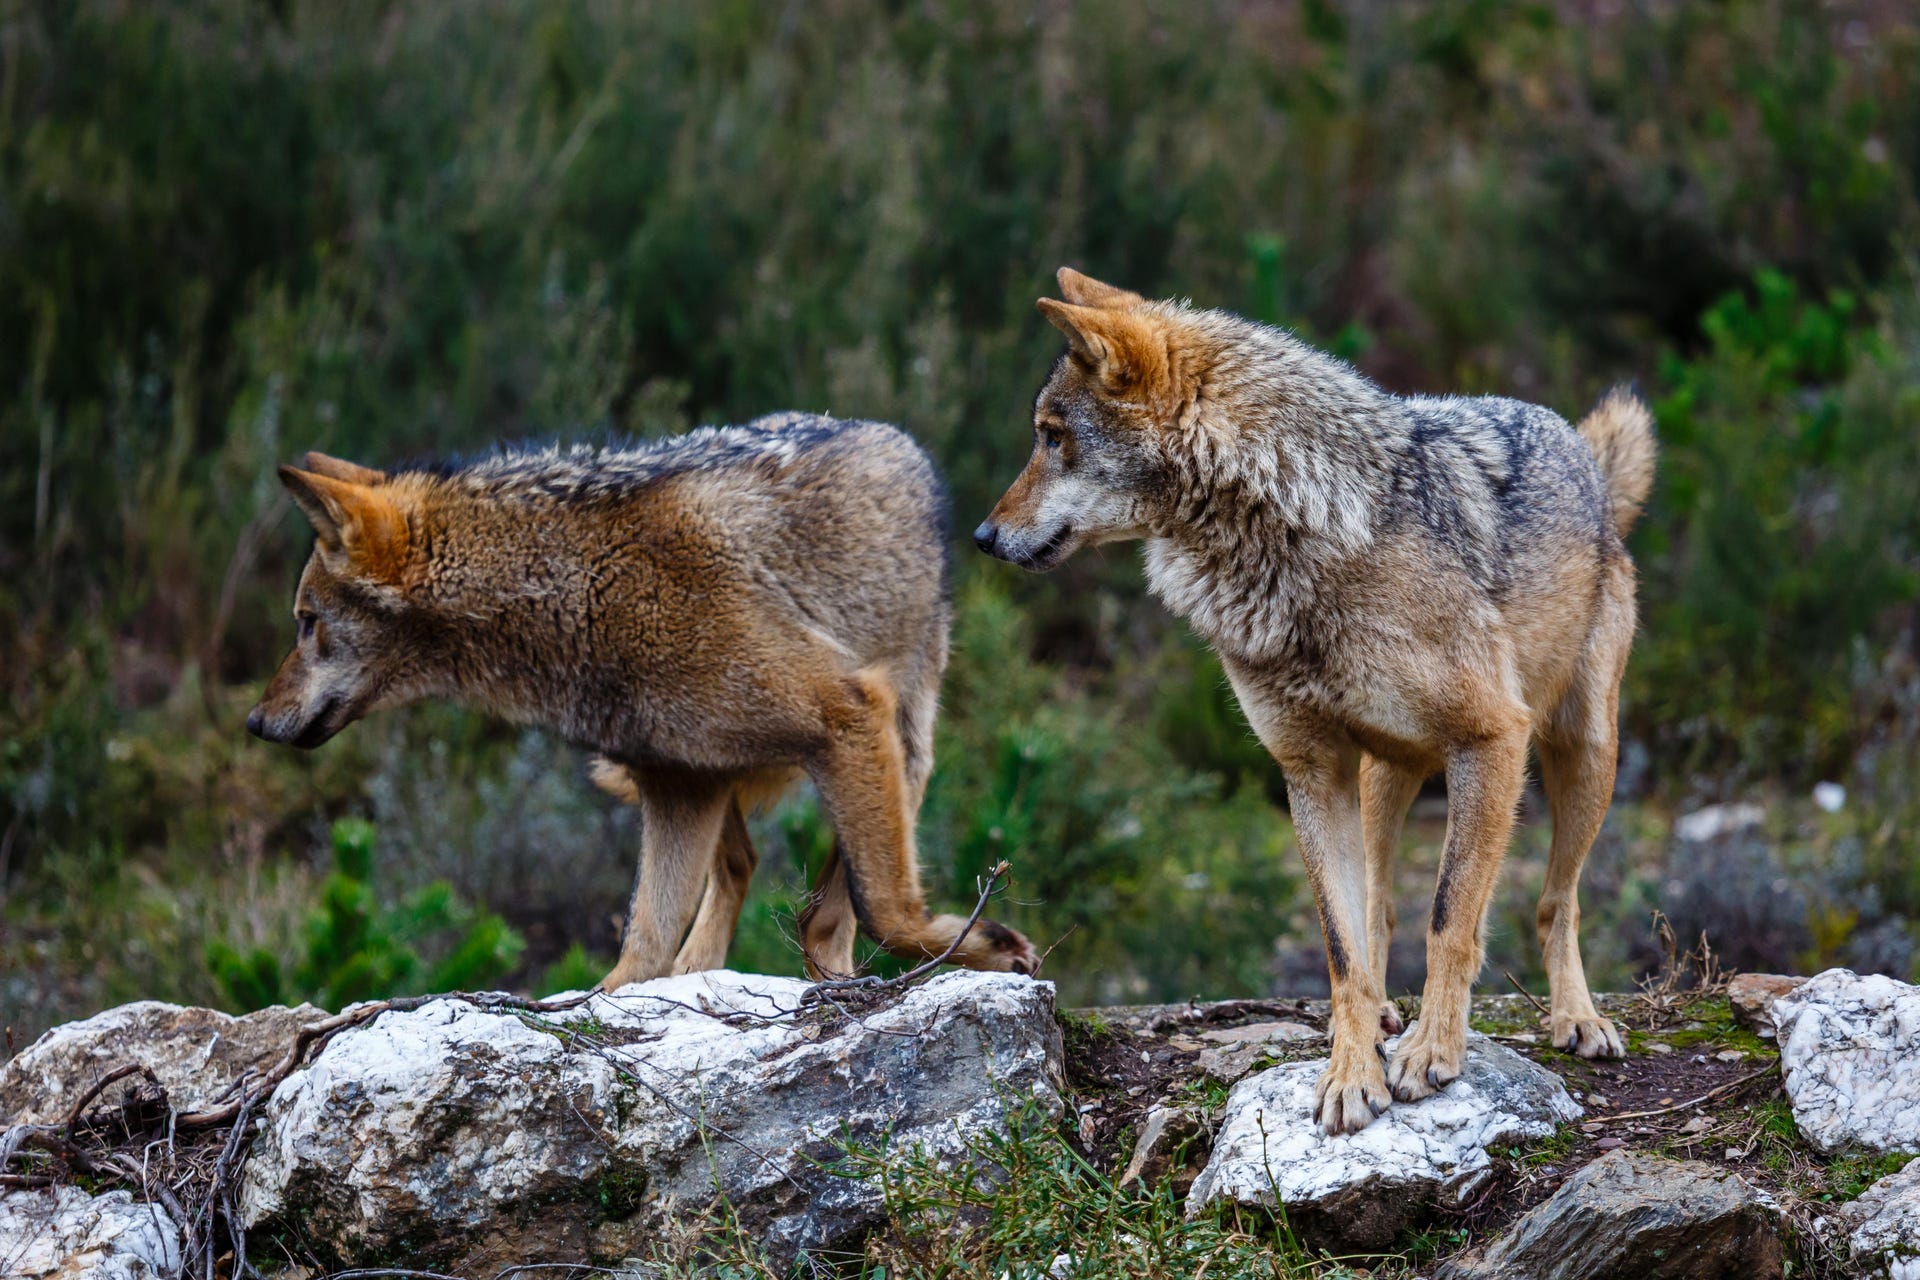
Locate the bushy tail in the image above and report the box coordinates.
[1576,385,1657,537]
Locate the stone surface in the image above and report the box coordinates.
[1773,969,1920,1154]
[1727,973,1805,1033]
[239,970,1062,1271]
[1831,1159,1920,1277]
[1185,1033,1581,1251]
[0,1000,328,1125]
[0,1186,182,1279]
[1195,1020,1323,1082]
[1435,1151,1782,1280]
[1117,1103,1209,1194]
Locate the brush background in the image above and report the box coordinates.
[4,1,1918,1042]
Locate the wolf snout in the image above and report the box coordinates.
[245,705,267,739]
[972,520,1000,556]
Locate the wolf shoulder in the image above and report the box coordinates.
[697,414,948,556]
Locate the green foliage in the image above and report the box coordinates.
[925,576,1300,1004]
[1634,270,1920,775]
[819,1106,1339,1279]
[4,1,1920,1034]
[207,818,524,1011]
[539,943,611,997]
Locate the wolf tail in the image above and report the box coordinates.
[588,756,800,813]
[1576,385,1657,537]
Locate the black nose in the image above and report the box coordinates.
[973,521,998,555]
[245,707,266,739]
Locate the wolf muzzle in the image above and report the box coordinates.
[246,696,344,749]
[972,518,1072,571]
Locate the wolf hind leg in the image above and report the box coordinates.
[808,668,1037,975]
[798,642,944,981]
[601,767,733,992]
[797,842,859,979]
[670,795,759,975]
[1535,651,1629,1058]
[1361,755,1424,1035]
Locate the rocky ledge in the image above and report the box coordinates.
[5,967,1919,1276]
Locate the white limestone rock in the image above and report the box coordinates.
[1195,1019,1323,1082]
[0,1000,329,1125]
[0,1186,181,1279]
[1185,1032,1581,1251]
[1773,969,1920,1154]
[239,970,1063,1271]
[1832,1159,1920,1277]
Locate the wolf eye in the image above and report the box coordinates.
[297,612,317,642]
[1042,427,1063,450]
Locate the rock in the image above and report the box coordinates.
[1673,802,1766,843]
[0,1000,329,1125]
[1118,1104,1209,1194]
[1830,1159,1920,1277]
[1195,1020,1322,1082]
[239,970,1062,1271]
[1773,969,1920,1154]
[1435,1151,1782,1279]
[1184,1033,1581,1251]
[1727,973,1805,1033]
[0,1185,182,1279]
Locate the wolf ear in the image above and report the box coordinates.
[279,466,412,584]
[1055,267,1145,310]
[1036,298,1173,401]
[303,451,388,487]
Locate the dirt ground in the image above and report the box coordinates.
[1061,984,1869,1271]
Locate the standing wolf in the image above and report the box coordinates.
[976,268,1654,1134]
[248,414,1038,990]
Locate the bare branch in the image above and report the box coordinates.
[800,860,1013,1007]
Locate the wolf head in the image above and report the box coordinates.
[246,453,430,749]
[974,268,1195,570]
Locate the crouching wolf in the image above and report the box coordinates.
[248,415,1038,990]
[977,268,1655,1134]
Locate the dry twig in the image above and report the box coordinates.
[1502,970,1552,1021]
[1632,910,1730,1031]
[799,860,1013,1007]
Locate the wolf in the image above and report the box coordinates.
[976,268,1655,1134]
[247,414,1039,990]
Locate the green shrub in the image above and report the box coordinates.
[207,818,524,1011]
[1633,270,1920,776]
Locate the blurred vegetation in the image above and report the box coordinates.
[3,1,1919,1038]
[206,817,523,1011]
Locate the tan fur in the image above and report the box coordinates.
[978,269,1652,1134]
[1054,265,1146,310]
[1576,385,1658,536]
[251,419,1038,991]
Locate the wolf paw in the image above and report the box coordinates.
[1313,1048,1392,1136]
[979,921,1042,976]
[1379,1000,1405,1036]
[1551,1012,1625,1059]
[1386,1019,1464,1103]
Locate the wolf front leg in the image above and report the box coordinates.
[1388,727,1529,1101]
[808,669,1038,975]
[602,767,734,992]
[1285,745,1394,1135]
[1360,755,1424,1036]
